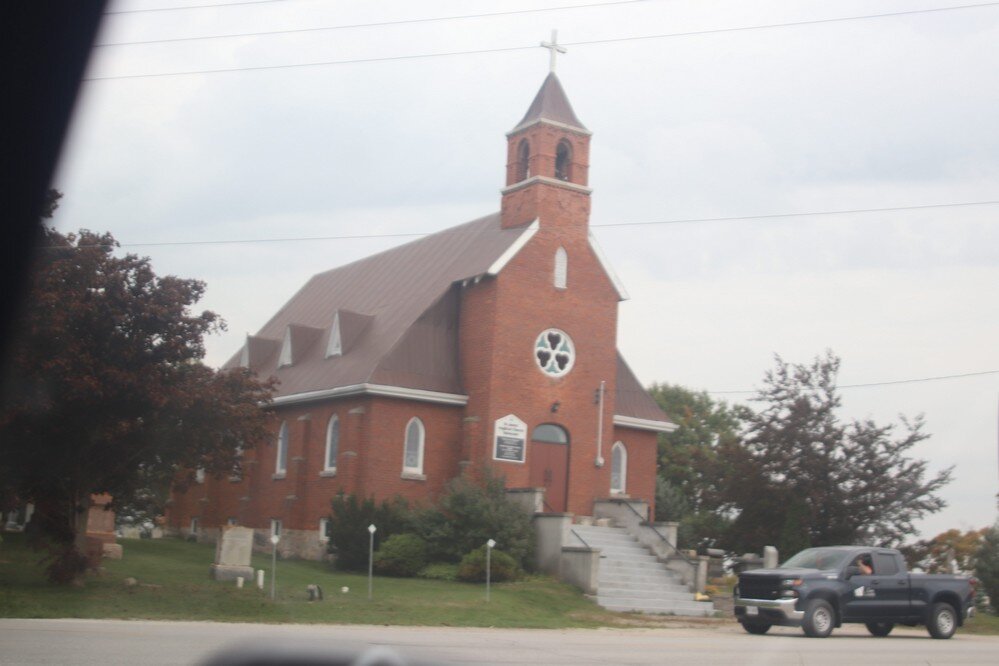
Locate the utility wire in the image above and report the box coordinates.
[47,199,999,249]
[708,370,999,395]
[97,0,650,46]
[85,2,999,80]
[106,0,297,15]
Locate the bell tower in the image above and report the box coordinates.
[500,34,592,233]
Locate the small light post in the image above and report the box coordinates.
[486,539,496,602]
[367,524,376,600]
[269,534,280,600]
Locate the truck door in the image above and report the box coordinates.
[842,551,910,620]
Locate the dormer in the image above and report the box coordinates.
[239,334,280,370]
[325,309,374,358]
[277,324,324,367]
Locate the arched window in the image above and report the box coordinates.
[555,140,572,181]
[324,415,339,472]
[610,441,627,494]
[532,423,569,444]
[516,139,530,181]
[275,421,288,475]
[554,246,567,289]
[403,417,425,476]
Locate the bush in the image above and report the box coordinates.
[326,493,411,571]
[373,533,428,577]
[411,468,534,568]
[417,562,459,582]
[457,546,520,583]
[976,523,999,613]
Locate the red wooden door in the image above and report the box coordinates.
[530,441,569,512]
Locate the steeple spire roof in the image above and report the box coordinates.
[511,72,587,133]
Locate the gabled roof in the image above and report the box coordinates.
[613,353,675,432]
[511,72,588,133]
[227,213,533,400]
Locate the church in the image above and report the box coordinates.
[166,62,675,559]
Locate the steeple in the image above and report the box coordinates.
[501,70,592,231]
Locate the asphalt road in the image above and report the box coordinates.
[1,619,997,665]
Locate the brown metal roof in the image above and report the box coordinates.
[614,352,672,424]
[512,72,587,132]
[228,213,530,398]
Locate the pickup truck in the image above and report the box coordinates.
[734,546,975,638]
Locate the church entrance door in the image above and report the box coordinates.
[529,424,570,513]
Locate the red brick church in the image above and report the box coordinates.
[166,68,675,558]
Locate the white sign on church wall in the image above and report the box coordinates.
[493,414,527,463]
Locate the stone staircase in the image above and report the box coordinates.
[570,524,715,616]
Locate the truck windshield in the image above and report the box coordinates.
[780,548,850,570]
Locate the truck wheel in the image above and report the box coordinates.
[740,622,771,635]
[865,622,894,637]
[802,599,835,638]
[927,602,957,639]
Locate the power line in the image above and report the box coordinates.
[97,0,649,47]
[85,2,999,81]
[106,0,296,15]
[48,198,999,249]
[708,370,999,395]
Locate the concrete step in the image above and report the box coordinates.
[597,586,695,600]
[599,600,716,617]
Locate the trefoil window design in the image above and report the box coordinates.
[534,329,575,377]
[403,417,425,475]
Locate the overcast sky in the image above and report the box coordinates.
[52,0,999,541]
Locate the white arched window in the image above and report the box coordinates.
[554,246,567,289]
[275,421,289,475]
[610,441,627,494]
[402,417,425,476]
[324,415,339,472]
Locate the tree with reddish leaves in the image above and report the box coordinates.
[0,193,273,583]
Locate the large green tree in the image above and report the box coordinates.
[729,351,952,553]
[0,205,273,583]
[975,522,999,613]
[648,383,746,549]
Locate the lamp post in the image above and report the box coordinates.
[486,539,496,602]
[367,524,376,600]
[269,534,280,600]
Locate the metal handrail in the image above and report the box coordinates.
[620,500,695,566]
[570,528,594,551]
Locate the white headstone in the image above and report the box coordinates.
[763,545,779,569]
[209,526,256,581]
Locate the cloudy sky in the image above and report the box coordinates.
[52,0,999,540]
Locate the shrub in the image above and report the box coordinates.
[326,493,411,571]
[417,562,459,582]
[457,546,520,583]
[976,523,999,613]
[412,468,534,568]
[373,533,428,577]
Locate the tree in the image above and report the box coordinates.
[729,351,952,553]
[648,383,745,550]
[975,523,999,613]
[0,206,274,583]
[901,528,987,573]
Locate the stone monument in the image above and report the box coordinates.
[210,526,255,581]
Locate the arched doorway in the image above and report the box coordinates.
[529,424,570,512]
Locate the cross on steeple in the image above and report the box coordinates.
[540,30,566,73]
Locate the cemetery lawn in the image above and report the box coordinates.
[0,533,623,628]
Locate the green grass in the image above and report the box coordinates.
[0,533,621,628]
[963,609,999,635]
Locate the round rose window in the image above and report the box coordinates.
[534,328,575,377]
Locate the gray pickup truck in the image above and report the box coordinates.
[734,545,975,638]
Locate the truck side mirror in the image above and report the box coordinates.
[845,565,861,578]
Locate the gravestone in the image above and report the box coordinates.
[209,526,255,581]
